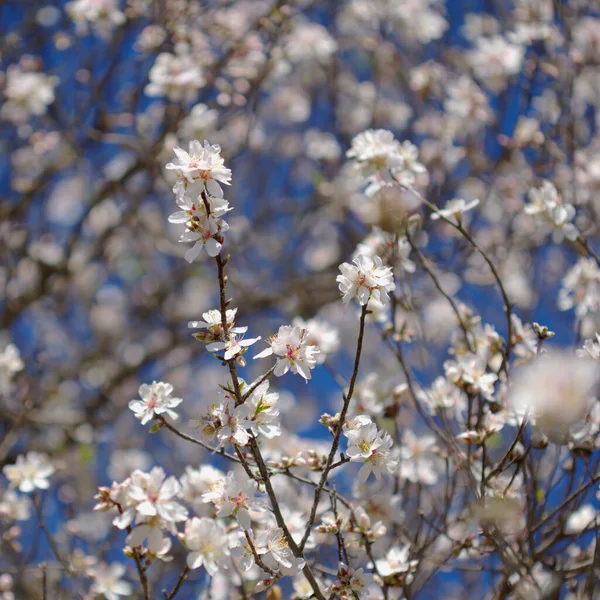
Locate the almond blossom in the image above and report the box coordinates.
[3,452,55,493]
[344,418,396,482]
[326,563,374,598]
[188,308,246,343]
[88,562,132,600]
[337,254,396,306]
[202,471,264,530]
[166,140,232,196]
[0,343,24,393]
[179,517,230,575]
[128,381,182,425]
[1,65,57,124]
[254,325,320,381]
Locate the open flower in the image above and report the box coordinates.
[129,381,182,425]
[207,332,261,361]
[179,517,229,575]
[337,254,396,306]
[254,325,319,381]
[3,452,55,493]
[166,140,231,196]
[89,562,132,600]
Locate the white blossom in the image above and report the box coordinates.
[254,325,320,381]
[374,545,417,578]
[179,517,229,575]
[202,471,263,530]
[145,51,206,103]
[0,344,24,393]
[66,0,125,36]
[398,431,440,485]
[245,380,281,439]
[89,563,132,600]
[1,65,57,124]
[128,381,182,425]
[291,316,339,363]
[344,418,397,482]
[326,563,374,598]
[565,504,596,534]
[558,258,600,319]
[337,254,396,306]
[508,351,600,444]
[430,198,480,224]
[525,181,578,243]
[3,452,54,493]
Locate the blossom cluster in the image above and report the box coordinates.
[166,140,232,262]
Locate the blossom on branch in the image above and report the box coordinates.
[337,254,396,306]
[128,381,182,425]
[254,325,319,381]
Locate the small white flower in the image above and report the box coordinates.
[246,380,281,439]
[525,181,578,243]
[374,545,417,578]
[578,334,600,360]
[291,317,339,363]
[399,431,440,485]
[188,308,246,343]
[430,198,480,223]
[0,343,24,393]
[180,465,225,516]
[337,254,396,306]
[347,129,405,196]
[178,211,226,262]
[126,467,187,525]
[256,527,295,570]
[565,504,596,534]
[0,489,31,521]
[206,333,261,361]
[202,471,263,530]
[344,419,396,482]
[558,258,600,318]
[128,381,182,425]
[89,562,132,600]
[166,140,231,195]
[145,52,205,103]
[254,325,319,381]
[180,517,229,575]
[3,452,54,493]
[508,351,600,444]
[326,563,374,597]
[1,65,57,124]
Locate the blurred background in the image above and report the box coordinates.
[1,0,600,598]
